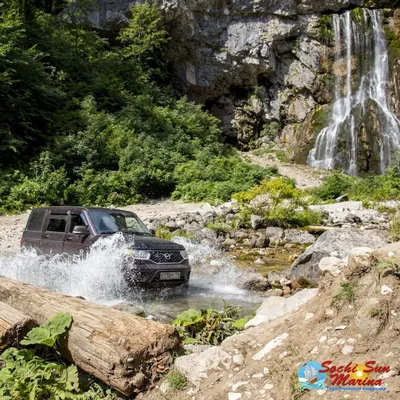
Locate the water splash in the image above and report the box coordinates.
[0,234,131,303]
[308,9,400,175]
[0,235,261,318]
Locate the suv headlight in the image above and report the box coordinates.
[180,250,188,259]
[131,250,151,260]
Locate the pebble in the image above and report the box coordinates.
[252,373,264,379]
[232,381,248,391]
[347,338,356,344]
[319,336,327,343]
[381,285,393,295]
[264,367,270,375]
[279,351,288,359]
[337,339,346,345]
[232,354,245,366]
[342,345,354,355]
[334,325,347,330]
[263,383,274,390]
[228,393,242,400]
[311,346,318,354]
[327,338,338,345]
[255,258,266,265]
[305,313,314,321]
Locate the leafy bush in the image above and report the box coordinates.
[0,313,116,399]
[172,154,272,203]
[234,178,322,228]
[310,171,354,201]
[171,302,251,345]
[311,168,400,204]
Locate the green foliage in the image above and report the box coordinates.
[374,257,400,279]
[331,282,356,308]
[0,2,273,213]
[310,171,354,202]
[166,369,187,391]
[172,154,271,203]
[311,168,400,204]
[233,178,322,228]
[171,302,251,345]
[21,313,72,347]
[0,313,116,399]
[391,214,400,241]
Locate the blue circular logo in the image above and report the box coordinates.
[298,361,326,390]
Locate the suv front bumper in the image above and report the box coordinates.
[122,260,191,287]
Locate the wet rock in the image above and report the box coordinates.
[262,289,283,297]
[256,235,270,248]
[210,259,223,268]
[267,271,287,286]
[289,229,387,283]
[111,302,146,317]
[284,229,315,244]
[265,227,284,238]
[240,272,269,292]
[251,215,265,230]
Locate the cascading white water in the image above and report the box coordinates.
[308,9,400,175]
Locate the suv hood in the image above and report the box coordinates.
[129,235,185,251]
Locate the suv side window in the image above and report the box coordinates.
[69,214,88,233]
[46,214,68,232]
[27,209,46,231]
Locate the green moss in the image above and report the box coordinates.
[320,14,333,42]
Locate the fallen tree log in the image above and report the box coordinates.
[0,276,181,396]
[0,302,37,349]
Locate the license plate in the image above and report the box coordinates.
[160,272,181,280]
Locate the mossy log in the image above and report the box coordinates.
[0,276,181,396]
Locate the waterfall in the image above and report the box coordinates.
[307,9,400,175]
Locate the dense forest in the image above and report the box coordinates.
[0,0,272,213]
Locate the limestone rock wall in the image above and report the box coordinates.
[89,0,400,162]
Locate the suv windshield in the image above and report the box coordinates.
[88,210,152,235]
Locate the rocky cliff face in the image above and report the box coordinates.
[90,0,400,168]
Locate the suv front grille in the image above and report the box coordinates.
[150,251,183,264]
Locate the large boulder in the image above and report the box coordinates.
[289,229,388,283]
[245,288,318,328]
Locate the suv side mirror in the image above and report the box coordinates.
[72,225,90,235]
[149,229,155,236]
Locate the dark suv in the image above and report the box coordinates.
[21,207,191,288]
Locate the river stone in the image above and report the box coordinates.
[175,347,232,384]
[266,227,284,238]
[251,215,265,230]
[289,229,387,283]
[347,247,374,275]
[284,229,315,244]
[256,234,270,248]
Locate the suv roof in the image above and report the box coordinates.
[32,206,134,213]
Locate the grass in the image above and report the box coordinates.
[331,281,356,308]
[166,368,187,390]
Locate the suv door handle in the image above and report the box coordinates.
[43,234,49,239]
[65,236,73,241]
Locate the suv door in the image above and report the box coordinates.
[63,211,92,255]
[42,212,68,254]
